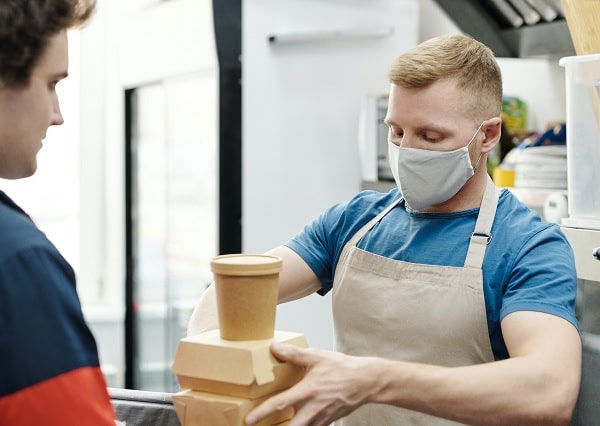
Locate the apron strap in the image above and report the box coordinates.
[335,197,402,272]
[464,176,500,268]
[344,175,499,269]
[345,197,402,248]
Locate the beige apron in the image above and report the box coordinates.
[332,177,498,425]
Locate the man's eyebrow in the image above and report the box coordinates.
[418,123,448,134]
[382,119,450,135]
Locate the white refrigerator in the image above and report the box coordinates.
[241,0,419,350]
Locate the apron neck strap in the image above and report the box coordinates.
[347,176,499,269]
[464,175,499,268]
[346,197,401,248]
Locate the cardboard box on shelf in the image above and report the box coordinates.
[173,389,293,426]
[172,330,308,399]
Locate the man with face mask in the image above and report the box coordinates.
[188,34,581,425]
[0,1,116,424]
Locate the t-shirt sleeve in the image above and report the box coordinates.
[499,223,579,330]
[284,190,394,295]
[285,204,343,295]
[0,245,116,425]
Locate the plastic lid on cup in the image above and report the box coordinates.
[210,254,283,276]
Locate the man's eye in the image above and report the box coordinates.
[388,127,403,139]
[422,133,442,143]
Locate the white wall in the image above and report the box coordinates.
[242,0,419,252]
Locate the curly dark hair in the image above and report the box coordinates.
[0,0,96,88]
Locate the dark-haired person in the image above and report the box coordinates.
[0,1,115,424]
[189,34,581,425]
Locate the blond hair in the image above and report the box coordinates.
[388,34,503,120]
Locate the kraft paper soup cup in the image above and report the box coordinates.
[210,254,282,340]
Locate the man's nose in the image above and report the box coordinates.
[51,99,64,126]
[399,134,415,148]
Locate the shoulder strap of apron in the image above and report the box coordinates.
[464,175,500,268]
[344,176,499,267]
[345,198,402,248]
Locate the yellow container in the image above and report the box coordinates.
[493,167,515,188]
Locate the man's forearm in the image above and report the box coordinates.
[371,352,578,425]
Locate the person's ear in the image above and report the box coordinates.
[480,117,502,154]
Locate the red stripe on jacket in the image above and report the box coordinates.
[0,366,116,425]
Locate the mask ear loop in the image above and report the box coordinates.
[472,150,484,173]
[468,121,487,173]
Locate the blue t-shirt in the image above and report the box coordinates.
[286,187,578,360]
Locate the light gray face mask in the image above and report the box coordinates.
[388,121,485,211]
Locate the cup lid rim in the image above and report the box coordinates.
[211,254,282,275]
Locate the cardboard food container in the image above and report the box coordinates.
[173,389,293,426]
[172,329,308,399]
[211,254,282,341]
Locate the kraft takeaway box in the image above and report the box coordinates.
[172,254,308,425]
[172,330,307,425]
[173,389,293,426]
[172,329,308,399]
